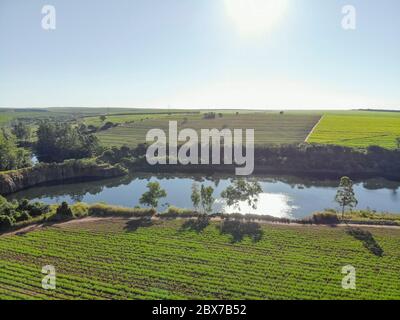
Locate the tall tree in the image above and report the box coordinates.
[200,185,215,214]
[335,176,358,218]
[11,121,31,141]
[0,134,31,170]
[139,182,167,209]
[191,183,201,212]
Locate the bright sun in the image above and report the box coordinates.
[224,0,288,36]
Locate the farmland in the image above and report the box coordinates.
[0,218,399,300]
[93,112,321,147]
[307,111,400,149]
[3,108,400,150]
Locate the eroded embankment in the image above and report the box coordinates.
[0,160,127,195]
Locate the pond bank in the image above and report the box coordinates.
[0,160,127,195]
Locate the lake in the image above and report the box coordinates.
[6,174,400,219]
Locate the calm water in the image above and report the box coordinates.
[6,174,400,219]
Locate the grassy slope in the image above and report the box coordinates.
[94,112,321,147]
[0,218,399,300]
[308,111,400,149]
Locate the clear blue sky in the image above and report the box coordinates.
[0,0,399,109]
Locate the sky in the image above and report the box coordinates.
[0,0,399,110]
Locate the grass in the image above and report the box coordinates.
[95,112,321,147]
[308,111,400,149]
[0,218,399,299]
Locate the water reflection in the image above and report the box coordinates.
[6,174,400,219]
[220,193,299,218]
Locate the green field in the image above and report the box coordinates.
[95,112,321,147]
[0,218,399,300]
[308,112,400,149]
[3,108,400,149]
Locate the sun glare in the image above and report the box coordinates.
[224,0,288,36]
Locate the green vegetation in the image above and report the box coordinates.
[335,176,358,218]
[11,121,32,142]
[0,218,399,299]
[36,122,101,162]
[94,112,321,147]
[139,182,167,209]
[308,112,400,149]
[0,196,50,230]
[190,183,201,211]
[88,203,155,218]
[0,134,31,171]
[200,185,215,214]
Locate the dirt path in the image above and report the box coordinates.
[0,217,114,237]
[305,115,324,142]
[2,215,399,237]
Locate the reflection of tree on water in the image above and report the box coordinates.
[362,179,400,191]
[7,175,134,202]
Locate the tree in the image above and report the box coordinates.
[335,176,358,218]
[56,202,73,218]
[11,121,31,141]
[36,121,100,162]
[396,137,400,150]
[221,179,263,212]
[203,112,216,120]
[200,185,215,214]
[191,183,201,212]
[139,182,167,209]
[100,115,107,122]
[0,134,31,170]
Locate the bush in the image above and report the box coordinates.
[18,199,50,217]
[71,202,89,218]
[56,202,74,218]
[160,206,197,218]
[203,112,216,119]
[14,211,31,222]
[99,122,116,131]
[88,203,156,218]
[0,215,15,230]
[305,212,340,225]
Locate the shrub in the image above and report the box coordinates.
[99,121,116,131]
[307,212,340,225]
[71,202,89,218]
[160,206,197,218]
[14,211,31,222]
[88,203,156,218]
[18,200,50,217]
[203,112,216,119]
[56,202,74,218]
[0,195,7,207]
[0,215,15,230]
